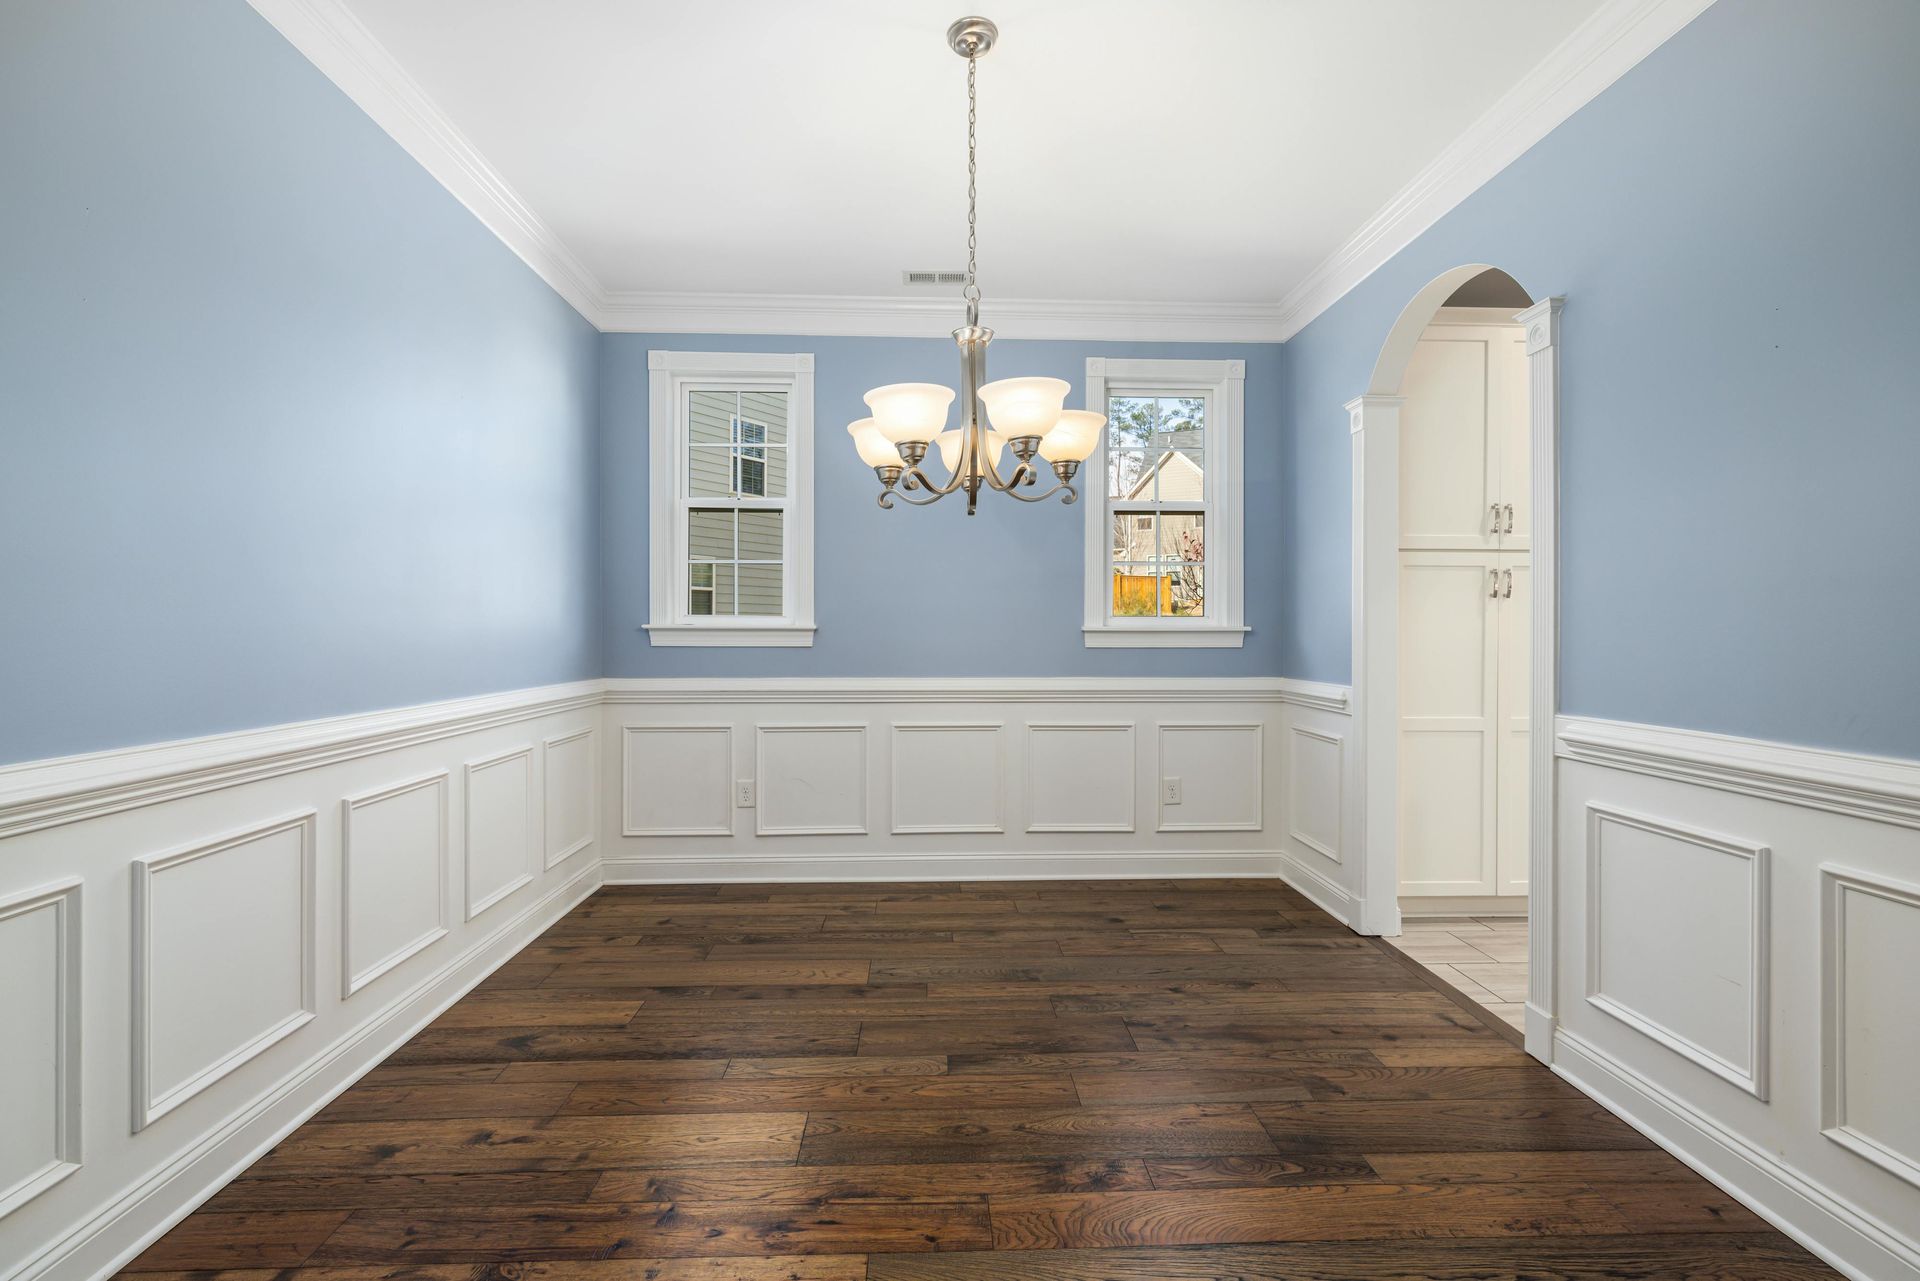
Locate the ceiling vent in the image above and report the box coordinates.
[902,270,969,286]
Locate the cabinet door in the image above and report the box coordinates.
[1495,558,1531,894]
[1398,551,1499,896]
[1399,337,1500,550]
[1494,330,1531,550]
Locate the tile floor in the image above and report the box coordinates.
[1381,915,1528,1032]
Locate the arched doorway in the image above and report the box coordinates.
[1348,265,1561,1064]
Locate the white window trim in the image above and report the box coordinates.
[646,350,815,647]
[1082,356,1247,648]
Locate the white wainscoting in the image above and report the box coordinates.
[0,879,82,1219]
[601,678,1354,891]
[132,811,318,1131]
[0,682,601,1281]
[1555,716,1920,1281]
[7,678,1914,1281]
[542,728,596,869]
[340,771,448,997]
[463,746,534,919]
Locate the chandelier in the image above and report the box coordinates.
[845,16,1104,516]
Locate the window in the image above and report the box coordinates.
[647,352,814,646]
[1082,357,1245,647]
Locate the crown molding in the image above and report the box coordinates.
[252,0,1711,343]
[597,291,1291,343]
[246,0,605,322]
[1270,0,1717,340]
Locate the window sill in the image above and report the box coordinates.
[644,623,816,648]
[1083,625,1249,649]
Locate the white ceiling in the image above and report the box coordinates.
[337,0,1608,309]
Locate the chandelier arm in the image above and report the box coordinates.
[898,460,968,497]
[880,479,953,508]
[1002,476,1079,505]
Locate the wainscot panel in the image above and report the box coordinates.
[0,683,602,1281]
[601,678,1354,892]
[1554,716,1920,1281]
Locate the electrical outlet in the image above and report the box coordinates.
[1162,777,1183,805]
[736,779,755,808]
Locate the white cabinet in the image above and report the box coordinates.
[1398,312,1530,899]
[1397,320,1529,552]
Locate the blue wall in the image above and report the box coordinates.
[1281,0,1920,758]
[600,334,1286,678]
[0,1,602,764]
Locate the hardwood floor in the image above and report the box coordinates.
[119,879,1838,1280]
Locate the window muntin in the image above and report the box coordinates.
[1104,392,1210,620]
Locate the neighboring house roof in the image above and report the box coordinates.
[1125,449,1204,502]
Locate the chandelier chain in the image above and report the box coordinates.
[964,52,980,315]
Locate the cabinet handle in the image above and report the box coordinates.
[1490,502,1502,536]
[1503,503,1515,534]
[1489,569,1501,598]
[1502,568,1514,599]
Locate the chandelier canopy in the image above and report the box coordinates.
[847,16,1103,516]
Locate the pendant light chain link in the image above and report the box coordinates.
[964,51,980,322]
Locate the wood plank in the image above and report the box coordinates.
[589,1159,1151,1204]
[724,1056,948,1079]
[560,1074,1078,1114]
[705,941,1065,959]
[1361,1149,1708,1183]
[625,997,1056,1020]
[202,1172,602,1212]
[1253,1100,1657,1153]
[1291,1065,1585,1101]
[798,1104,1277,1165]
[856,1017,1135,1056]
[984,1182,1633,1250]
[119,1211,351,1271]
[497,1059,731,1084]
[255,1114,805,1172]
[870,957,1421,983]
[1069,1070,1313,1105]
[1369,1041,1537,1067]
[1143,1154,1380,1189]
[388,1021,862,1063]
[197,1254,880,1278]
[1125,1014,1495,1050]
[310,1083,575,1122]
[309,1201,989,1261]
[863,1235,1841,1280]
[535,960,871,986]
[1049,991,1456,1016]
[947,1050,1381,1075]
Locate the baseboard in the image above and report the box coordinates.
[1274,848,1356,928]
[1554,1029,1920,1281]
[17,863,600,1281]
[601,850,1282,884]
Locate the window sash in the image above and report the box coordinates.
[677,384,794,624]
[1103,387,1213,623]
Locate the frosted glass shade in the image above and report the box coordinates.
[846,418,902,469]
[1039,409,1104,463]
[863,382,954,444]
[934,426,1008,472]
[977,376,1070,439]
